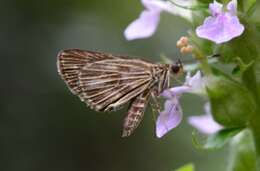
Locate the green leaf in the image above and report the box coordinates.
[207,76,256,127]
[216,43,236,63]
[242,0,257,16]
[192,127,244,150]
[175,163,195,171]
[227,130,257,171]
[231,57,254,76]
[254,58,260,82]
[196,0,212,4]
[231,65,241,75]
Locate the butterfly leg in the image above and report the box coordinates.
[149,90,161,124]
[150,90,161,114]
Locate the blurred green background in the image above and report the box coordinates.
[1,0,232,171]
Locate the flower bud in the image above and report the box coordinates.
[180,45,193,54]
[176,36,189,48]
[180,36,189,46]
[176,40,183,48]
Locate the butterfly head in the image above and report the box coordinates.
[171,59,183,74]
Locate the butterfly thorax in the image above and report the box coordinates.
[150,64,171,94]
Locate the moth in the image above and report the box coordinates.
[57,49,183,137]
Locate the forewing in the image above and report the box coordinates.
[57,49,119,94]
[122,89,151,137]
[78,58,155,111]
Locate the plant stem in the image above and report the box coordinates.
[192,48,212,75]
[242,64,260,170]
[250,110,260,171]
[199,57,212,75]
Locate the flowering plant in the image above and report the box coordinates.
[124,0,260,170]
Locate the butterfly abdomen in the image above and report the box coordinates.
[122,90,151,137]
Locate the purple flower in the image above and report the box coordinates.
[156,90,183,138]
[196,0,244,44]
[188,102,223,134]
[124,0,193,41]
[156,71,205,138]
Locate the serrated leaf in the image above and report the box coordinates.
[175,163,195,171]
[192,127,244,150]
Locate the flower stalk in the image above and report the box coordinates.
[192,47,212,75]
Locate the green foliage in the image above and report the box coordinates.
[189,0,259,170]
[192,127,244,150]
[175,163,195,171]
[238,0,257,16]
[196,0,213,4]
[207,76,255,127]
[231,57,254,76]
[227,130,257,171]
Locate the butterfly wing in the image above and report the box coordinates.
[57,49,119,95]
[57,49,157,112]
[78,58,156,111]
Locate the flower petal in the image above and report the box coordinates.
[196,13,244,44]
[185,71,204,90]
[209,0,223,16]
[156,97,183,138]
[124,10,161,40]
[124,0,194,41]
[188,114,223,134]
[188,103,222,134]
[141,0,162,11]
[227,0,237,15]
[167,86,191,96]
[152,0,193,21]
[162,71,205,98]
[160,89,174,99]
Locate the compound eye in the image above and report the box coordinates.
[171,59,183,74]
[171,65,180,74]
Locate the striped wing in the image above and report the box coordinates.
[57,49,119,95]
[122,89,151,137]
[78,58,156,112]
[57,49,157,112]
